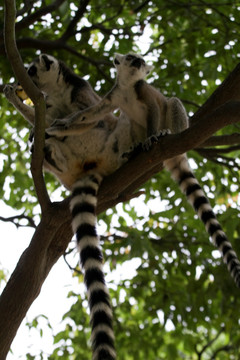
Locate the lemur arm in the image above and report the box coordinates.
[142,102,163,150]
[4,84,35,125]
[143,97,188,148]
[46,86,118,136]
[136,82,170,150]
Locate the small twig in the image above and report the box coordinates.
[196,327,225,358]
[0,213,37,228]
[63,250,82,275]
[210,345,233,359]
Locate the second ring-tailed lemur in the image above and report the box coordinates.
[4,54,137,360]
[47,52,240,289]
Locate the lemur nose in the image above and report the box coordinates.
[131,58,144,68]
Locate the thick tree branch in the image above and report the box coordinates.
[4,0,50,212]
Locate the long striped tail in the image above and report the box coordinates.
[70,173,116,360]
[165,155,240,288]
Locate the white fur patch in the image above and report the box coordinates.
[71,212,96,233]
[70,193,97,211]
[83,258,103,272]
[76,235,100,252]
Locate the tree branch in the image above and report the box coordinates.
[210,345,233,359]
[4,0,51,212]
[0,213,36,228]
[199,133,240,147]
[196,327,225,359]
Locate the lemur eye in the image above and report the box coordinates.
[114,58,120,65]
[28,65,37,77]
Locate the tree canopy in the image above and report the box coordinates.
[1,0,240,359]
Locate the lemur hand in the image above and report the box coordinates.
[4,84,19,102]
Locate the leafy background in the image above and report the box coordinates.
[1,0,240,359]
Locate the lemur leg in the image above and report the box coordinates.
[46,98,116,136]
[4,85,35,125]
[165,97,189,134]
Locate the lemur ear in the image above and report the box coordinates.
[146,64,154,75]
[39,54,54,70]
[113,53,124,67]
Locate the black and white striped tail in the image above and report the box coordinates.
[165,155,240,288]
[70,173,116,360]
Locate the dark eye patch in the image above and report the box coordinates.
[114,58,120,65]
[28,65,37,77]
[42,55,54,70]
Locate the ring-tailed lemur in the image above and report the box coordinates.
[47,53,240,289]
[4,54,136,360]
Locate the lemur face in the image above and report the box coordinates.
[27,54,59,90]
[113,53,153,83]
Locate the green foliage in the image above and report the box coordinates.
[1,0,240,359]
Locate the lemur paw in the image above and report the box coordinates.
[46,118,73,135]
[4,85,17,102]
[142,129,171,151]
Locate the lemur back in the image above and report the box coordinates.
[47,52,240,288]
[4,54,134,360]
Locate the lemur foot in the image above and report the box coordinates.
[123,129,171,159]
[142,129,171,151]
